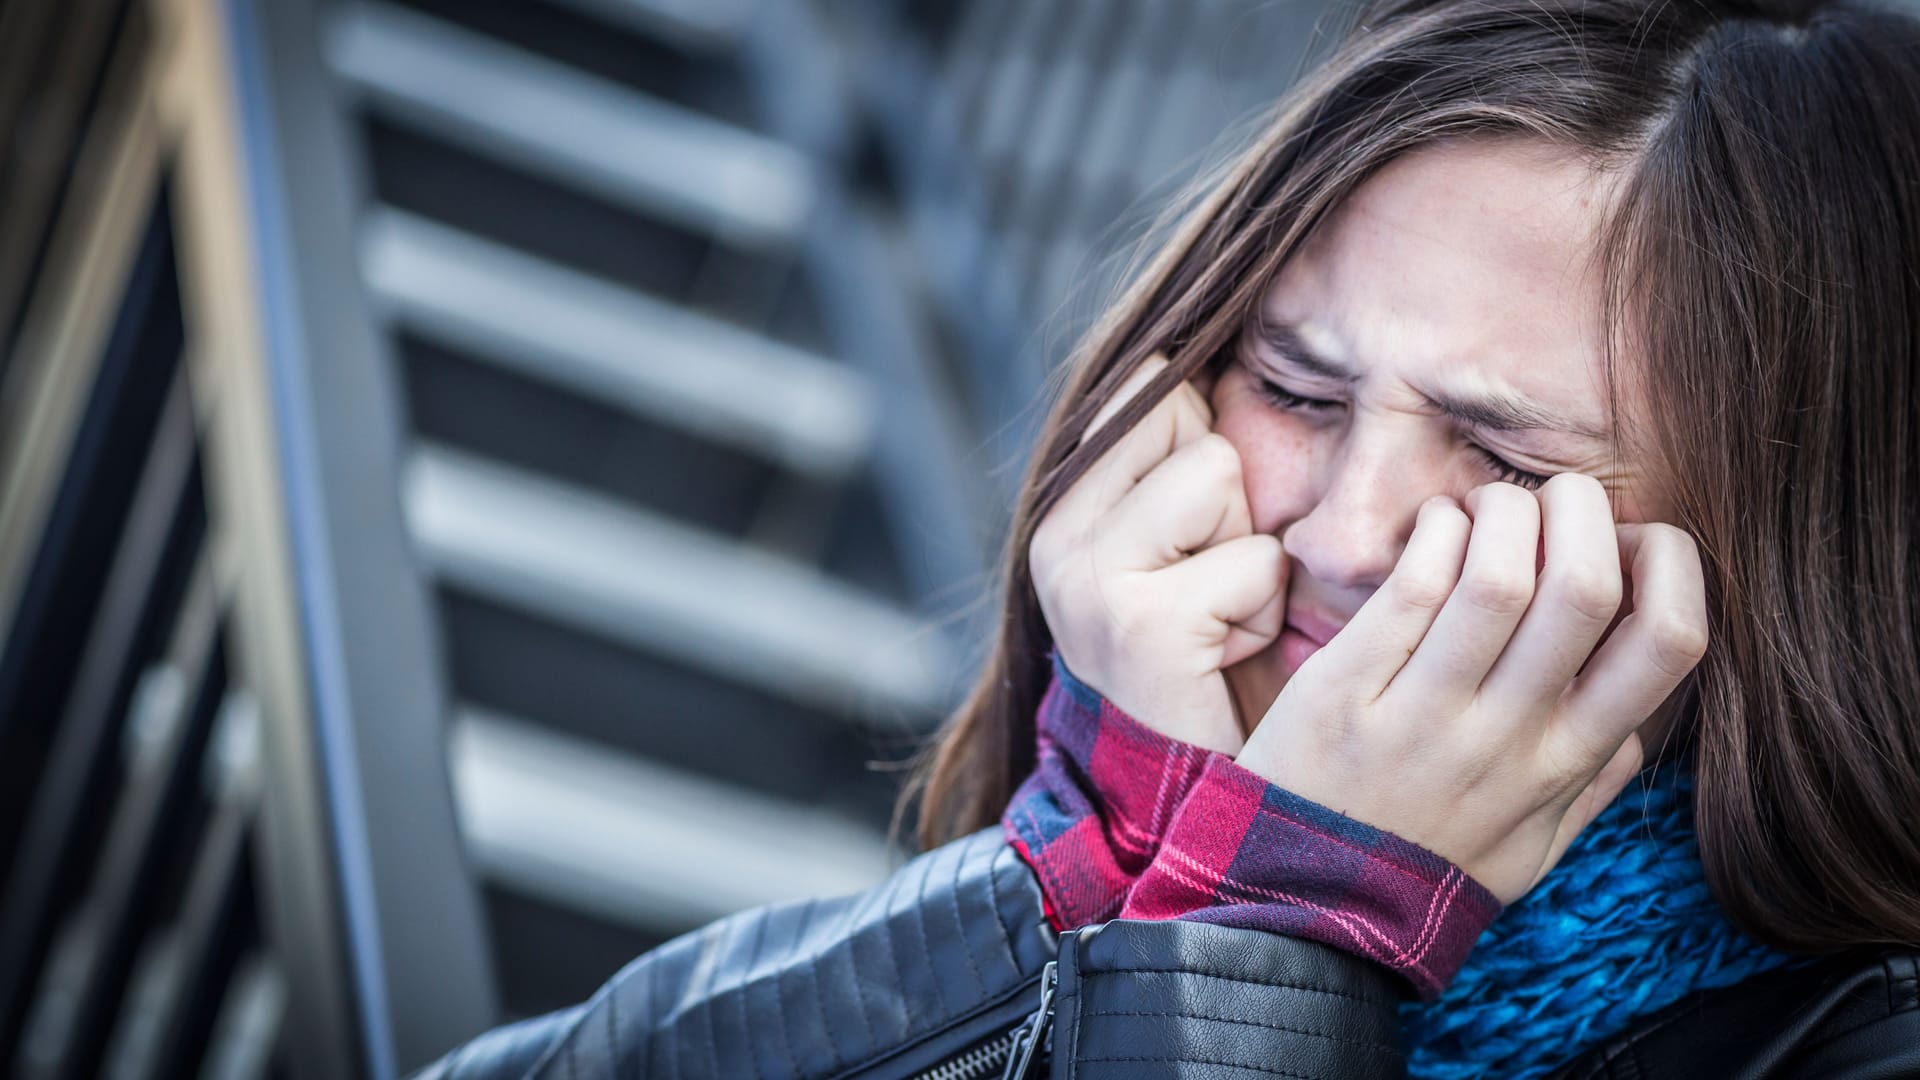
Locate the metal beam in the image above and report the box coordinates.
[162,0,500,1071]
[405,444,953,724]
[449,706,895,933]
[734,1,995,621]
[325,0,812,248]
[539,0,755,52]
[360,208,872,478]
[0,78,161,676]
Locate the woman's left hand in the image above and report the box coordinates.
[1233,473,1709,905]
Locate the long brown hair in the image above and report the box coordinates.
[908,0,1920,953]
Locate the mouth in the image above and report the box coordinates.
[1277,608,1345,672]
[1283,609,1343,647]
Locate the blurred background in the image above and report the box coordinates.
[0,0,1339,1076]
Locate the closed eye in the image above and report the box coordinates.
[1254,378,1342,412]
[1469,446,1552,490]
[1257,377,1554,490]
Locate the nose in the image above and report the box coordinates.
[1279,438,1436,594]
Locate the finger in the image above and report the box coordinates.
[1536,730,1643,889]
[1389,483,1541,709]
[1222,595,1287,670]
[1152,533,1287,665]
[1549,523,1709,769]
[1302,495,1470,693]
[1050,357,1214,537]
[1082,354,1215,447]
[1478,473,1623,715]
[1096,434,1252,571]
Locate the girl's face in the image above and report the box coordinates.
[1206,139,1672,726]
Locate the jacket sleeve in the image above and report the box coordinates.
[1047,918,1411,1079]
[409,829,1057,1079]
[405,825,1413,1080]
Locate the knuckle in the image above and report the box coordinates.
[1423,495,1470,528]
[1554,565,1622,622]
[1641,521,1696,556]
[1461,567,1534,615]
[1393,565,1456,612]
[1231,535,1286,578]
[1478,481,1540,515]
[1194,432,1243,477]
[1647,612,1710,677]
[1248,533,1285,565]
[1541,471,1602,499]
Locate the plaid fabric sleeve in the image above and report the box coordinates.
[1000,650,1216,930]
[1120,754,1503,1001]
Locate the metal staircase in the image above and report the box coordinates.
[0,0,1338,1073]
[313,0,1341,1022]
[321,0,1002,1021]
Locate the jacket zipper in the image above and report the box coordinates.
[905,1028,1018,1080]
[907,961,1057,1080]
[999,961,1057,1080]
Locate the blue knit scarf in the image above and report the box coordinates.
[1399,761,1797,1078]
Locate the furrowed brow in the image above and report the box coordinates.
[1251,320,1360,384]
[1420,387,1610,440]
[1252,316,1610,441]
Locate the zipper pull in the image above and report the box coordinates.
[1000,961,1057,1080]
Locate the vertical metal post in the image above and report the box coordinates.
[162,0,499,1073]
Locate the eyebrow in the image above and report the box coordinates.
[1250,318,1611,441]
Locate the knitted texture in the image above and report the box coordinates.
[1400,762,1797,1078]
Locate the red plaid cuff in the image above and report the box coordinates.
[1002,651,1215,929]
[1120,754,1502,1000]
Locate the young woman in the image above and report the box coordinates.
[417,0,1920,1075]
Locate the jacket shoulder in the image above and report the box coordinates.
[411,828,1056,1079]
[1555,949,1920,1079]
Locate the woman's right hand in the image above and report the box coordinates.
[1028,354,1288,755]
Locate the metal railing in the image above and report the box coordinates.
[0,0,1336,1074]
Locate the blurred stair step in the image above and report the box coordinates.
[362,208,872,479]
[540,0,756,52]
[449,706,896,933]
[404,444,952,723]
[326,1,812,247]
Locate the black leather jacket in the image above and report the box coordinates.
[414,829,1920,1079]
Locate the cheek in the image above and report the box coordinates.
[1210,389,1322,535]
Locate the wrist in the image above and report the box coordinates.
[1120,754,1502,1000]
[1041,650,1220,840]
[1001,650,1223,930]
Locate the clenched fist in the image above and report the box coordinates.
[1236,476,1710,903]
[1029,355,1287,755]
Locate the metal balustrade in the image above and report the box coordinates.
[0,0,1335,1075]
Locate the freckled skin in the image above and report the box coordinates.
[1202,139,1675,730]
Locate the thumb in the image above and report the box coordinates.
[1533,731,1644,891]
[1157,533,1287,665]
